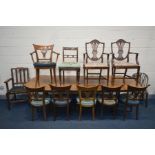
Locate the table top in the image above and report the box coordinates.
[25,75,142,92]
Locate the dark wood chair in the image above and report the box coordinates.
[111,39,140,83]
[30,44,60,86]
[58,47,80,84]
[132,72,150,107]
[4,67,30,110]
[77,85,98,120]
[83,39,110,84]
[26,86,50,121]
[98,85,122,119]
[49,84,71,121]
[123,85,149,120]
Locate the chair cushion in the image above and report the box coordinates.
[114,61,138,67]
[10,86,27,93]
[76,98,96,106]
[84,63,107,68]
[54,100,69,106]
[34,61,56,67]
[58,62,80,68]
[31,98,50,107]
[98,98,116,105]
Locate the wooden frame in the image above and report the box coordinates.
[111,39,140,83]
[30,44,60,86]
[59,47,80,84]
[83,39,110,84]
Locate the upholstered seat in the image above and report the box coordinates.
[77,98,96,106]
[98,98,116,105]
[9,86,27,93]
[33,61,56,68]
[114,61,139,67]
[31,98,51,107]
[84,63,108,68]
[58,62,80,68]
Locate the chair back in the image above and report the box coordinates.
[62,47,78,63]
[85,39,105,63]
[111,39,130,61]
[126,85,148,102]
[25,86,46,106]
[77,85,98,102]
[11,67,30,87]
[33,44,54,62]
[49,84,71,101]
[101,85,122,100]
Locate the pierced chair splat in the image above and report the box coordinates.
[83,39,110,84]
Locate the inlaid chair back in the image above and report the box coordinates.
[84,39,105,63]
[63,47,78,63]
[50,84,71,101]
[11,67,30,87]
[111,39,130,61]
[32,44,54,63]
[77,85,98,102]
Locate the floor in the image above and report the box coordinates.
[0,96,155,129]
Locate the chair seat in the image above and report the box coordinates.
[113,61,139,67]
[58,62,80,68]
[9,86,27,94]
[77,98,96,106]
[84,63,108,68]
[31,98,50,107]
[53,99,70,106]
[34,61,56,68]
[98,98,116,105]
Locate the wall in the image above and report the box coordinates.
[0,26,155,94]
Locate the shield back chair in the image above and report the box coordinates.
[132,72,150,107]
[83,39,110,84]
[4,67,30,110]
[123,85,149,120]
[49,84,71,121]
[111,39,140,83]
[30,44,60,86]
[77,85,98,120]
[58,47,80,84]
[26,86,50,121]
[98,85,122,119]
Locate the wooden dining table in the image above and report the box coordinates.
[25,75,142,92]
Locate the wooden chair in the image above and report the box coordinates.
[58,47,80,84]
[77,85,98,120]
[49,84,71,121]
[98,85,122,119]
[83,39,110,84]
[111,39,140,83]
[4,67,30,110]
[132,72,150,107]
[123,85,149,120]
[30,44,60,86]
[26,86,50,121]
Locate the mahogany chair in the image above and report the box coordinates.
[30,44,60,86]
[49,84,71,121]
[83,39,110,84]
[123,85,149,120]
[58,47,80,84]
[111,39,140,83]
[26,86,50,121]
[4,67,30,110]
[132,72,150,107]
[77,85,98,120]
[98,85,122,119]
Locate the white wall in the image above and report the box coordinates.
[0,26,155,94]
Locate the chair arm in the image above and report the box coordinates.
[129,52,139,65]
[30,51,36,63]
[4,78,12,92]
[52,51,60,62]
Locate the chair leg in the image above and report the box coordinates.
[63,70,65,84]
[67,104,70,120]
[59,69,62,85]
[42,106,47,121]
[113,105,117,119]
[145,92,148,108]
[53,67,57,85]
[92,106,95,120]
[123,105,128,120]
[35,68,40,87]
[136,105,139,120]
[83,67,85,85]
[136,67,140,85]
[86,69,88,84]
[53,104,56,121]
[50,68,53,83]
[99,69,102,84]
[79,106,82,121]
[6,93,11,110]
[31,106,35,121]
[100,104,103,118]
[107,68,110,85]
